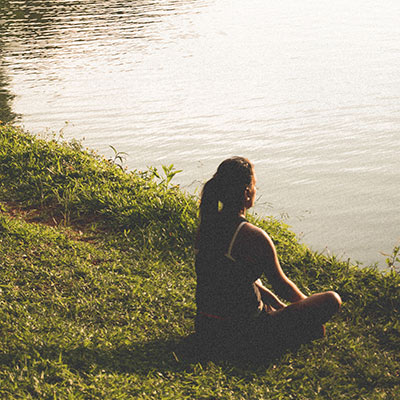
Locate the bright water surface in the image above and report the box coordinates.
[1,0,399,267]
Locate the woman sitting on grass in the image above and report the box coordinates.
[195,157,341,354]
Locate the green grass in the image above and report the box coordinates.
[0,124,399,399]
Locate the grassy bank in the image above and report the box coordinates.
[0,124,399,399]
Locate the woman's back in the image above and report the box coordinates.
[195,215,263,322]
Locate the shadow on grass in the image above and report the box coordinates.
[68,336,280,373]
[0,335,292,377]
[62,335,296,375]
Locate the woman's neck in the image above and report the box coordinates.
[221,208,246,219]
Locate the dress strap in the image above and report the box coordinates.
[225,221,247,261]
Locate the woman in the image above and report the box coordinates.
[195,157,341,355]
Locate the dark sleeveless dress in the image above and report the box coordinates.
[195,216,264,342]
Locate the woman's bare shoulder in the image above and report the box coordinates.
[241,222,273,242]
[236,222,275,258]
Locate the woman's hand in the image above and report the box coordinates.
[273,297,287,310]
[255,279,287,310]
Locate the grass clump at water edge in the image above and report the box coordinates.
[0,124,399,399]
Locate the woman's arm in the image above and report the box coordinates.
[255,279,286,309]
[260,232,307,303]
[236,223,307,304]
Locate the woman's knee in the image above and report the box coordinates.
[324,291,342,314]
[308,291,341,321]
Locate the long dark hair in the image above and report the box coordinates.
[198,157,254,247]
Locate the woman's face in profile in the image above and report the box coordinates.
[247,173,257,209]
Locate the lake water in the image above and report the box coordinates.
[1,0,399,267]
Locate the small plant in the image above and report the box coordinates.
[51,182,80,225]
[382,243,400,271]
[108,145,127,169]
[148,164,182,188]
